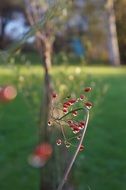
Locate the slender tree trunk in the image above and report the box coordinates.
[36,37,52,140]
[37,36,72,190]
[35,36,57,190]
[105,0,120,66]
[24,1,74,189]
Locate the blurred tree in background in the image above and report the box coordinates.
[105,0,120,66]
[0,0,123,66]
[115,0,126,64]
[83,0,120,66]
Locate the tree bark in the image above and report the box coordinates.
[105,0,120,66]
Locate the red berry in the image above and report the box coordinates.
[79,121,85,129]
[63,103,68,108]
[80,94,85,100]
[63,101,71,108]
[79,145,84,152]
[80,121,85,126]
[63,108,68,113]
[85,102,93,109]
[67,120,73,125]
[73,126,80,134]
[77,135,82,140]
[73,130,79,134]
[78,124,83,130]
[73,126,79,130]
[65,141,71,148]
[84,87,92,92]
[48,121,51,126]
[69,99,76,104]
[69,123,75,129]
[72,111,77,116]
[66,102,71,106]
[52,92,57,98]
[56,139,62,146]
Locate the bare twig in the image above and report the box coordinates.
[57,108,90,190]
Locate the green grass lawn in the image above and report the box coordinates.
[0,64,126,190]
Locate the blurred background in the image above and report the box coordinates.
[0,0,126,190]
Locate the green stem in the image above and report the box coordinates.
[58,107,84,121]
[57,108,89,190]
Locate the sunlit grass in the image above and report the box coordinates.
[1,65,126,77]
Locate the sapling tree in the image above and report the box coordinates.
[0,1,73,188]
[21,1,75,189]
[0,1,95,190]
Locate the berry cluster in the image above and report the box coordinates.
[67,120,85,134]
[29,87,92,168]
[49,87,93,151]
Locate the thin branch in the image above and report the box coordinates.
[57,108,90,190]
[60,124,67,141]
[58,107,84,121]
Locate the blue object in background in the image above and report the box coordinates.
[70,38,85,57]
